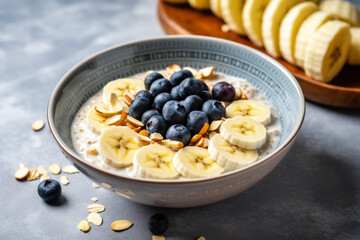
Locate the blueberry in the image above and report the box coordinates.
[162,100,187,124]
[154,93,173,113]
[37,179,62,202]
[212,81,235,101]
[179,78,209,98]
[150,78,172,97]
[145,72,164,90]
[141,110,160,125]
[199,90,213,102]
[186,111,209,135]
[183,95,203,114]
[146,115,168,137]
[166,124,192,145]
[129,97,152,120]
[169,69,193,86]
[170,85,182,100]
[135,90,154,105]
[148,213,168,235]
[202,99,226,122]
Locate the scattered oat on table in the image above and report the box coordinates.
[32,120,45,131]
[37,165,47,175]
[60,176,69,185]
[62,165,79,174]
[91,197,98,202]
[92,183,100,188]
[40,174,50,182]
[49,163,61,175]
[14,167,30,180]
[152,235,165,240]
[18,163,26,169]
[87,204,105,213]
[87,212,103,226]
[77,220,91,232]
[110,220,133,231]
[27,168,40,181]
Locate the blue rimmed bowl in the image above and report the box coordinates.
[48,36,305,208]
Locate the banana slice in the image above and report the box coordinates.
[99,126,141,168]
[294,11,335,68]
[103,78,145,103]
[188,0,210,10]
[262,0,303,58]
[226,100,271,126]
[319,0,359,26]
[87,107,110,134]
[220,117,267,150]
[173,146,224,178]
[279,2,318,64]
[133,143,179,179]
[210,0,222,19]
[208,134,258,171]
[304,20,351,83]
[242,0,271,47]
[348,27,360,65]
[221,0,247,35]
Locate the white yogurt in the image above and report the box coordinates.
[71,71,282,179]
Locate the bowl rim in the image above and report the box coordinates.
[47,35,305,185]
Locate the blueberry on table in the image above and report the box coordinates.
[145,72,164,90]
[146,115,168,137]
[186,110,209,135]
[38,179,62,202]
[141,109,160,125]
[169,69,193,86]
[129,97,152,120]
[154,92,173,113]
[150,78,172,97]
[199,90,213,102]
[148,213,168,235]
[135,90,154,105]
[212,81,235,101]
[170,85,182,100]
[202,99,226,122]
[179,78,209,98]
[166,124,192,145]
[162,100,187,124]
[183,95,203,114]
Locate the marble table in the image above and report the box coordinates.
[0,0,359,239]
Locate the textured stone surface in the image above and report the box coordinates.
[0,0,359,239]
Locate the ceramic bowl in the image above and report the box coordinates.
[48,36,305,208]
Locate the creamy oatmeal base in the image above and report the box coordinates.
[71,70,281,179]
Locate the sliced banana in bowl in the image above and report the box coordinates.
[220,116,267,150]
[103,78,145,103]
[99,126,141,168]
[226,100,271,126]
[208,133,258,171]
[133,143,179,179]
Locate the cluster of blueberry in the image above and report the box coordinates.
[129,69,236,146]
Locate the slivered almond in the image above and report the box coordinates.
[221,117,226,121]
[40,174,50,182]
[110,92,123,110]
[111,220,133,231]
[27,168,40,181]
[60,176,69,185]
[137,134,152,143]
[166,64,181,73]
[153,235,165,240]
[87,212,102,226]
[127,116,144,127]
[87,204,105,213]
[92,183,100,188]
[18,163,26,169]
[195,137,205,147]
[119,112,128,125]
[62,165,79,174]
[91,197,98,202]
[198,123,209,136]
[221,102,226,108]
[121,97,132,106]
[95,105,121,116]
[77,220,91,232]
[123,91,134,105]
[241,93,248,100]
[15,167,29,180]
[105,114,122,125]
[221,24,231,33]
[144,70,154,78]
[49,163,61,175]
[234,88,242,100]
[150,133,163,141]
[203,138,209,148]
[162,139,184,149]
[209,120,223,131]
[38,165,47,175]
[126,122,138,130]
[32,120,45,131]
[139,129,149,137]
[190,134,202,144]
[199,66,214,79]
[87,147,98,154]
[120,99,130,113]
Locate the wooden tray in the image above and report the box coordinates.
[157,1,360,108]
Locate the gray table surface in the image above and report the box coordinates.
[1,0,359,239]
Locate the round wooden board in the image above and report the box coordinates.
[157,1,360,108]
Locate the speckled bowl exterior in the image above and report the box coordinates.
[48,36,305,208]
